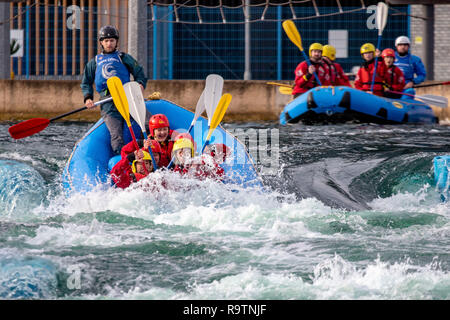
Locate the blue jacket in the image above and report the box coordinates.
[394,52,426,85]
[81,51,147,102]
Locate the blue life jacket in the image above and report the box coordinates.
[94,51,130,94]
[394,52,426,85]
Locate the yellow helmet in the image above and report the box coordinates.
[360,43,375,55]
[309,43,323,57]
[322,45,336,61]
[132,151,152,174]
[172,138,194,158]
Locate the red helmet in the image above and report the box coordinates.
[174,132,194,143]
[149,114,170,137]
[381,48,395,58]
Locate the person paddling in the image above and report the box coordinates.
[354,43,387,97]
[81,25,148,155]
[147,114,178,167]
[381,48,406,99]
[291,43,331,98]
[110,141,162,189]
[394,36,426,95]
[322,44,351,87]
[120,114,177,168]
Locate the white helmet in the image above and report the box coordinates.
[395,36,411,46]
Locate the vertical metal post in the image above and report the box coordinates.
[128,0,148,79]
[26,2,30,79]
[244,0,251,80]
[153,5,157,80]
[277,6,282,80]
[424,4,434,80]
[168,5,173,80]
[407,5,411,40]
[35,0,40,75]
[62,0,67,75]
[10,2,13,78]
[45,0,49,75]
[54,0,58,75]
[0,1,9,79]
[18,2,23,75]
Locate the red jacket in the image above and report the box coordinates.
[292,60,331,96]
[157,138,174,167]
[354,59,387,96]
[326,61,351,87]
[120,129,176,168]
[120,139,145,160]
[110,157,137,189]
[384,65,405,93]
[173,155,224,181]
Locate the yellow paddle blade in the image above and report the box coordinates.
[206,93,232,141]
[279,86,293,95]
[107,76,131,125]
[282,20,303,52]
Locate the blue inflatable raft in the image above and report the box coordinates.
[280,86,438,125]
[62,99,263,195]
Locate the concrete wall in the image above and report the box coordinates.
[1,79,449,123]
[416,83,450,123]
[433,5,450,81]
[410,4,450,81]
[0,80,291,122]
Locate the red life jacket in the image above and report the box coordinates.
[354,59,387,96]
[292,60,331,96]
[120,130,176,168]
[110,157,135,189]
[384,65,406,93]
[331,62,351,87]
[120,139,144,160]
[152,129,177,167]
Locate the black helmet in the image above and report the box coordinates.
[98,25,119,41]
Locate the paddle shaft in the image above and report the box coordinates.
[282,20,321,86]
[266,82,292,88]
[370,36,382,92]
[387,90,441,101]
[50,97,113,122]
[386,90,447,108]
[414,81,450,88]
[301,51,322,86]
[370,3,388,92]
[386,90,417,98]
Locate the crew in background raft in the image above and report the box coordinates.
[81,25,148,155]
[381,48,406,99]
[322,45,351,87]
[292,43,331,98]
[354,43,387,97]
[394,36,426,96]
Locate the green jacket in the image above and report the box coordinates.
[80,51,148,102]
